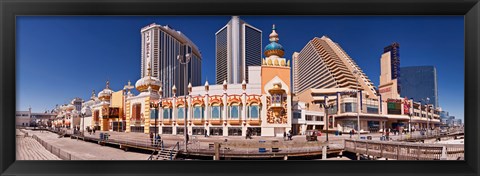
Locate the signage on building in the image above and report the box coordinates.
[379,87,391,93]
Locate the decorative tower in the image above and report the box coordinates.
[260,24,292,136]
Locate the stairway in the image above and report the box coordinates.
[155,147,178,160]
[148,141,180,160]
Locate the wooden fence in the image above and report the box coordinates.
[344,139,464,160]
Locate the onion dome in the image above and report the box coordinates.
[135,63,161,92]
[264,24,285,58]
[98,80,114,101]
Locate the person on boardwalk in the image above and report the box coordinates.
[288,130,293,140]
[283,131,287,141]
[93,127,96,134]
[386,129,390,141]
[150,132,154,145]
[204,129,208,137]
[155,134,161,147]
[350,129,353,138]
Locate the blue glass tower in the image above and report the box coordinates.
[399,66,439,107]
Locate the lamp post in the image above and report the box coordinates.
[321,96,333,142]
[150,102,159,137]
[81,106,90,137]
[177,45,192,152]
[424,97,430,136]
[353,69,361,139]
[409,98,414,136]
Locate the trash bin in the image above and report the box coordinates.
[272,148,279,152]
[105,133,109,141]
[259,148,266,153]
[335,131,339,136]
[99,133,104,141]
[360,136,366,140]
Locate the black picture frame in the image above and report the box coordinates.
[1,0,478,176]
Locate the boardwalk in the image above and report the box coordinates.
[344,139,464,160]
[16,129,61,160]
[25,129,151,160]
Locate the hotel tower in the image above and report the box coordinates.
[140,23,202,97]
[215,16,262,84]
[292,36,377,98]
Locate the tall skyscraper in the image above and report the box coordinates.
[379,43,401,100]
[292,36,377,98]
[140,23,202,97]
[215,16,262,84]
[398,66,439,107]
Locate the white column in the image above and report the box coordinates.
[223,93,228,136]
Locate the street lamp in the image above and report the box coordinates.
[353,69,361,139]
[81,106,90,137]
[321,96,333,142]
[150,101,159,137]
[177,45,192,153]
[423,97,430,136]
[409,98,414,136]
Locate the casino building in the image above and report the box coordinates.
[120,25,291,137]
[292,39,441,135]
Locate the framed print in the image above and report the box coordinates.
[1,0,479,176]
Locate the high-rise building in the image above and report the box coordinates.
[398,66,439,107]
[215,16,262,84]
[292,36,377,98]
[140,23,202,97]
[379,43,401,100]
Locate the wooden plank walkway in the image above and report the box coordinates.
[344,139,464,160]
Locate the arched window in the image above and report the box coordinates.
[229,105,239,119]
[211,105,221,119]
[193,105,203,119]
[163,108,171,119]
[177,107,184,119]
[249,105,259,119]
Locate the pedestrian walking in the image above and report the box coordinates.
[386,129,390,141]
[283,131,287,141]
[156,134,161,147]
[93,127,96,134]
[288,130,293,140]
[349,129,353,138]
[204,129,208,137]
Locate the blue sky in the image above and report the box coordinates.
[16,16,464,120]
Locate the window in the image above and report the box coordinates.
[342,103,357,113]
[209,127,223,136]
[177,107,184,119]
[248,105,259,119]
[162,127,173,134]
[176,127,184,135]
[272,94,282,106]
[193,106,203,119]
[150,109,158,119]
[163,108,171,119]
[229,105,239,119]
[228,127,242,136]
[366,105,378,114]
[211,106,220,119]
[192,127,205,135]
